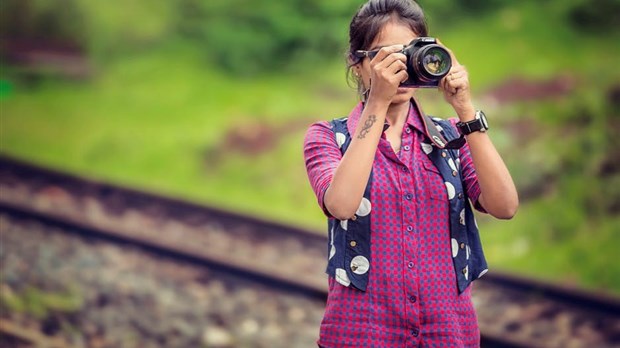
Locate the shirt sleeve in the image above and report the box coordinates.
[303,121,342,218]
[449,118,487,214]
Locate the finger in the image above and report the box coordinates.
[395,69,409,84]
[441,67,456,88]
[450,71,469,87]
[444,79,458,95]
[450,83,458,95]
[439,75,446,92]
[441,74,455,94]
[445,77,457,95]
[371,45,405,64]
[374,52,406,70]
[448,76,468,95]
[447,73,461,89]
[440,72,450,91]
[442,69,465,90]
[448,66,467,80]
[386,59,407,75]
[448,70,465,80]
[445,75,459,93]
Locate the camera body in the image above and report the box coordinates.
[401,37,452,88]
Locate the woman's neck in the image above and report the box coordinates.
[385,100,410,128]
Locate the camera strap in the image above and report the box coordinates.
[412,98,466,149]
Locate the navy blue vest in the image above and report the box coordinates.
[326,113,488,294]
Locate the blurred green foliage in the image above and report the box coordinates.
[2,0,618,74]
[1,285,83,319]
[1,0,362,74]
[1,0,619,293]
[175,0,361,73]
[482,79,620,291]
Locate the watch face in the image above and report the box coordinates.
[477,111,489,130]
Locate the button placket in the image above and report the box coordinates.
[402,131,421,342]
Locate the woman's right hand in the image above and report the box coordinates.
[366,45,409,104]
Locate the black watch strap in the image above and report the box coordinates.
[456,110,488,135]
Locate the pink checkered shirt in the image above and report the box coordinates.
[303,102,485,347]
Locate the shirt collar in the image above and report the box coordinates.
[407,98,426,134]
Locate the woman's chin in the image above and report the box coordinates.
[392,89,416,104]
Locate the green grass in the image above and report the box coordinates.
[0,42,354,227]
[482,196,620,291]
[1,3,619,293]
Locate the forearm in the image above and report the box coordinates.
[324,101,389,219]
[457,107,519,219]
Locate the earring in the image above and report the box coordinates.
[360,78,371,102]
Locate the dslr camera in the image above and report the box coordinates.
[355,37,452,88]
[400,37,452,88]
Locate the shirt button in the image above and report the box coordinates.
[441,151,447,158]
[403,145,411,151]
[350,240,357,247]
[351,215,357,221]
[460,243,465,249]
[405,128,411,134]
[405,193,413,200]
[458,192,464,199]
[406,226,413,232]
[409,295,417,303]
[452,170,458,177]
[402,166,409,173]
[411,328,420,337]
[407,261,414,268]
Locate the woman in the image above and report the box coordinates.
[303,0,518,347]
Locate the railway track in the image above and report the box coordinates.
[0,155,327,295]
[1,206,325,347]
[1,154,619,347]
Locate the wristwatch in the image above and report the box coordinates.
[456,110,489,135]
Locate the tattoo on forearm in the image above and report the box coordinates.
[357,114,377,139]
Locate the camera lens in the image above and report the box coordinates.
[413,45,451,82]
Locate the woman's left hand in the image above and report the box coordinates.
[437,40,475,120]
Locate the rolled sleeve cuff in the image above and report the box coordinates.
[316,182,334,219]
[467,182,487,214]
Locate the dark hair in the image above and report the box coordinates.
[347,0,428,91]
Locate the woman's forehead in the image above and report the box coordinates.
[369,20,418,50]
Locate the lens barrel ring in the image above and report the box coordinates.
[412,44,452,83]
